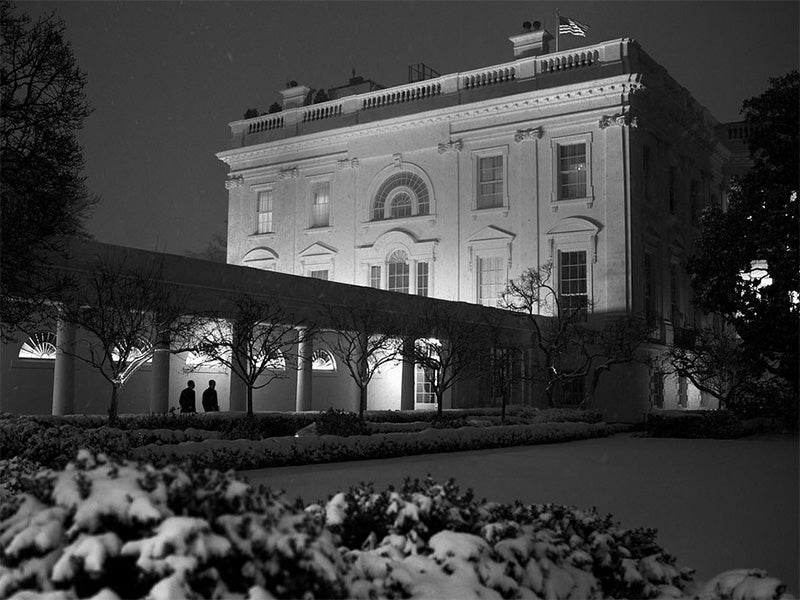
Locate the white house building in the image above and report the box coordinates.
[216,25,731,419]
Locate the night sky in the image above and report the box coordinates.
[21,1,800,258]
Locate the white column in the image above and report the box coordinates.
[52,316,76,415]
[295,328,313,411]
[150,339,170,413]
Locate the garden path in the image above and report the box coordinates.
[241,433,799,594]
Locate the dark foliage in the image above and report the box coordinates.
[645,410,746,439]
[314,408,369,436]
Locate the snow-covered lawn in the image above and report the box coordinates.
[241,432,800,596]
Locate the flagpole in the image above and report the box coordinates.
[555,9,560,52]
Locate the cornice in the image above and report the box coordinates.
[216,74,645,166]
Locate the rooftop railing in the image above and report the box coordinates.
[231,39,625,142]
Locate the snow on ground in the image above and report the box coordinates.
[240,433,800,595]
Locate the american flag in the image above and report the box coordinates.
[558,15,590,37]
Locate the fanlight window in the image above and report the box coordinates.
[19,332,57,359]
[311,349,336,371]
[372,172,430,221]
[257,350,285,371]
[111,342,153,364]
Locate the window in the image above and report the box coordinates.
[668,167,677,214]
[670,264,681,326]
[311,349,336,371]
[389,192,413,218]
[650,369,664,409]
[690,180,700,224]
[558,142,587,200]
[560,378,585,406]
[19,332,57,359]
[372,171,430,221]
[370,266,382,289]
[257,190,274,234]
[416,262,429,297]
[263,350,285,371]
[387,250,410,293]
[477,256,506,307]
[559,251,588,313]
[477,155,504,209]
[311,182,330,228]
[310,269,329,280]
[415,364,435,404]
[644,252,657,324]
[642,145,651,203]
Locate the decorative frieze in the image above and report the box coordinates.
[337,158,359,170]
[598,113,638,129]
[437,139,463,153]
[278,167,298,180]
[224,175,244,190]
[514,127,543,142]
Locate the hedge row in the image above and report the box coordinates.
[130,422,631,472]
[0,451,787,599]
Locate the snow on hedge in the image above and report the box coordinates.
[0,452,790,599]
[130,421,624,471]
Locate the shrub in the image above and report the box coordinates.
[646,410,746,439]
[315,408,370,436]
[0,452,788,600]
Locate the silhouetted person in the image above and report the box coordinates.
[202,380,219,412]
[179,380,196,413]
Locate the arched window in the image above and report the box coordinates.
[372,172,430,221]
[311,349,336,371]
[19,332,57,359]
[387,249,410,293]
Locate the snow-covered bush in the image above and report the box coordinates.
[0,452,789,599]
[131,422,624,471]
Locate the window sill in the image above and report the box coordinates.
[551,196,594,211]
[471,206,508,219]
[249,232,276,239]
[362,214,436,228]
[304,226,333,234]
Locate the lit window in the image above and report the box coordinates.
[370,265,382,289]
[310,269,329,280]
[311,348,336,371]
[477,155,504,209]
[558,143,587,200]
[387,250,410,293]
[389,192,413,218]
[311,182,330,228]
[257,190,274,234]
[416,262,429,297]
[111,342,153,365]
[18,332,57,359]
[559,251,588,313]
[372,172,430,221]
[415,364,435,404]
[477,256,506,307]
[262,350,285,371]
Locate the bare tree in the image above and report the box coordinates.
[1,1,96,339]
[661,323,761,410]
[481,311,528,422]
[501,263,649,407]
[187,294,306,415]
[57,254,196,421]
[323,301,404,420]
[402,304,485,416]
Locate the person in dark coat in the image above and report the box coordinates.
[179,380,196,413]
[202,380,220,412]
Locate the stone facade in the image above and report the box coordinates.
[217,34,731,420]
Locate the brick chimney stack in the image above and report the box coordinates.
[280,81,311,109]
[509,21,553,58]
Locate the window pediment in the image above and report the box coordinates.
[299,242,338,258]
[467,225,516,244]
[545,216,601,237]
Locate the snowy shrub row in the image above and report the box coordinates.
[646,411,747,439]
[129,422,628,472]
[0,452,789,599]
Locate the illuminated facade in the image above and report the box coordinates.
[217,29,731,418]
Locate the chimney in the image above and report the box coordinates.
[508,21,553,58]
[280,81,311,109]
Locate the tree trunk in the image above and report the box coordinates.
[436,390,444,416]
[108,383,120,422]
[359,384,368,420]
[247,385,253,415]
